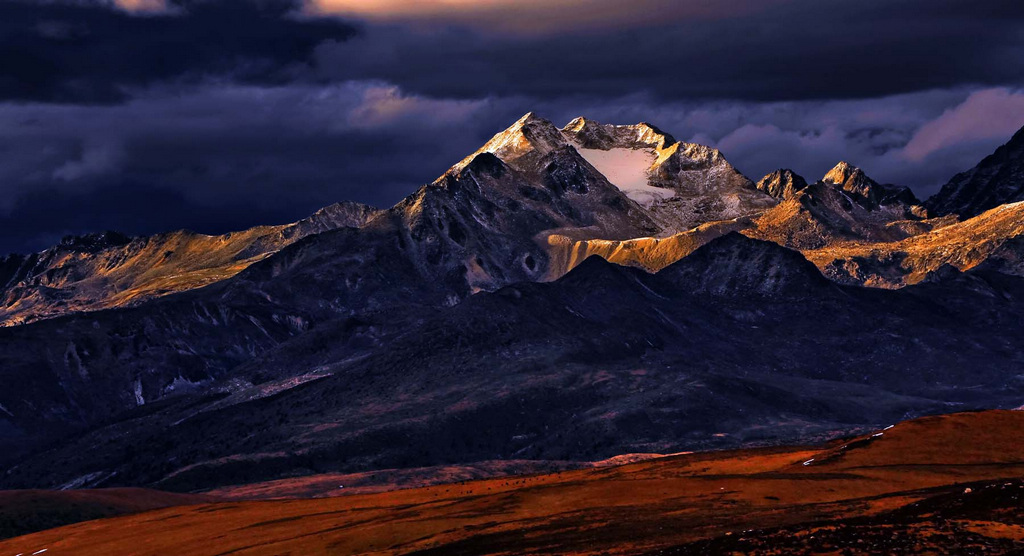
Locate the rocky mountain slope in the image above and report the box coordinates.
[0,112,772,326]
[4,234,1024,492]
[0,114,683,457]
[544,162,939,276]
[928,125,1024,218]
[749,162,929,249]
[0,113,682,453]
[0,201,379,327]
[544,216,751,275]
[0,114,1023,500]
[805,200,1024,287]
[541,130,1024,287]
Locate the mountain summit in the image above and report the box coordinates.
[559,116,776,231]
[821,161,923,211]
[756,168,809,199]
[460,113,775,234]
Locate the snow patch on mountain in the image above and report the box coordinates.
[575,147,673,207]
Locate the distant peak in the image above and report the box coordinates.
[635,121,675,142]
[823,161,875,187]
[776,168,803,178]
[757,168,808,199]
[315,200,379,214]
[500,112,560,139]
[303,201,381,230]
[563,116,588,130]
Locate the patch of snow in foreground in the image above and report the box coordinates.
[576,147,673,207]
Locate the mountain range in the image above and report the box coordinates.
[0,113,1023,496]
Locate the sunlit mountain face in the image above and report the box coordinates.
[2,1,1024,554]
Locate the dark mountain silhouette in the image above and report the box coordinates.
[928,124,1024,218]
[3,234,1024,491]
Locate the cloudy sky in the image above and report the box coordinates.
[1,0,1023,254]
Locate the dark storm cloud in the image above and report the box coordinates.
[0,0,355,103]
[4,0,1022,105]
[1,0,1024,255]
[317,0,1024,102]
[0,183,281,253]
[0,83,520,254]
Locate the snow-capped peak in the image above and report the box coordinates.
[451,112,568,175]
[447,113,772,233]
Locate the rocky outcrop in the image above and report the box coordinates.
[756,169,809,200]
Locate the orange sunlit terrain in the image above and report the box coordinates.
[1,410,1022,555]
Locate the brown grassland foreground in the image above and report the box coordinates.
[0,410,1021,555]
